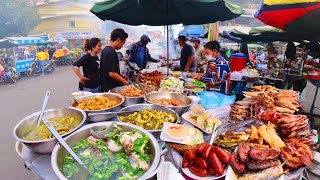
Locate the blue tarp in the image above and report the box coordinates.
[6,37,46,45]
[179,25,206,37]
[15,59,33,73]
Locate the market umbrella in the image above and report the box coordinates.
[46,37,68,44]
[91,0,244,26]
[91,0,244,74]
[207,22,219,41]
[179,25,206,38]
[255,0,320,36]
[223,26,312,43]
[0,39,19,49]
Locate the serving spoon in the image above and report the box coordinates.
[36,91,50,128]
[42,118,89,179]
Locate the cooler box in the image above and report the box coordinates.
[230,53,247,72]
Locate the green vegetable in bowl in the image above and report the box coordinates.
[62,125,152,180]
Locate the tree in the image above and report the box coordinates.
[0,0,40,38]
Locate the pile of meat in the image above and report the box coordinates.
[276,114,310,138]
[230,142,281,175]
[261,110,315,140]
[230,100,260,121]
[281,139,313,169]
[243,86,299,114]
[136,71,164,86]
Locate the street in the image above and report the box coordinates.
[0,66,78,179]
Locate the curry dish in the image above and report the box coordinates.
[23,116,80,141]
[116,85,144,97]
[152,98,183,106]
[77,97,120,110]
[119,110,176,130]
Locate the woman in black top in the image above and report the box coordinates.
[72,38,101,93]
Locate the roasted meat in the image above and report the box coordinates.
[230,152,246,175]
[281,140,313,168]
[238,142,251,162]
[246,159,281,170]
[249,146,280,161]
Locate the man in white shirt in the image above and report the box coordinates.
[192,38,207,73]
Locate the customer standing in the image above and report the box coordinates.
[174,35,195,72]
[100,28,129,92]
[192,38,207,73]
[72,38,102,93]
[36,49,46,76]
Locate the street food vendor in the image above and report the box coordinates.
[126,34,160,69]
[174,35,196,72]
[202,41,231,94]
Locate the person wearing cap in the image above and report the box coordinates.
[126,34,159,69]
[192,37,207,73]
[174,35,196,72]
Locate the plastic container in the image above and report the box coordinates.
[230,53,247,72]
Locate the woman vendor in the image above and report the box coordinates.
[201,41,231,94]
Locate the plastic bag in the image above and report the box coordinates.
[230,71,242,81]
[198,91,236,110]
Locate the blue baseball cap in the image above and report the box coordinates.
[191,37,201,43]
[140,34,151,42]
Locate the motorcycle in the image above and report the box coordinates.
[54,53,76,66]
[0,66,20,83]
[26,59,54,76]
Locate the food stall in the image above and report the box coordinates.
[6,37,47,73]
[13,65,319,179]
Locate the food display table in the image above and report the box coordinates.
[13,68,319,180]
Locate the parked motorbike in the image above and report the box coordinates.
[0,66,20,83]
[26,59,54,76]
[53,53,76,66]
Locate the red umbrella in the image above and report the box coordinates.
[255,0,320,36]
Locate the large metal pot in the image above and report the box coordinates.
[144,92,192,115]
[111,86,145,106]
[73,93,125,122]
[51,122,163,180]
[13,108,86,154]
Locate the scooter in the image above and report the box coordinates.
[0,66,19,83]
[54,53,76,66]
[26,59,54,76]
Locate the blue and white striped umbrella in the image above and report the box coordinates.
[46,37,68,43]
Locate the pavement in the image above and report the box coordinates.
[0,65,78,180]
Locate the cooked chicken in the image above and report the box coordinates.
[119,132,142,154]
[106,139,122,152]
[130,153,150,171]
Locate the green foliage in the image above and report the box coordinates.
[0,0,40,38]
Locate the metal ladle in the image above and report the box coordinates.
[36,91,50,128]
[42,118,89,179]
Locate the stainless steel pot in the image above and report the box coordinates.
[73,93,125,122]
[111,86,145,106]
[13,108,86,154]
[144,92,192,115]
[51,122,163,180]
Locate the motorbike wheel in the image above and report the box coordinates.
[16,72,21,79]
[26,69,33,76]
[46,65,54,73]
[9,76,17,83]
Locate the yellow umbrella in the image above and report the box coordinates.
[208,22,219,41]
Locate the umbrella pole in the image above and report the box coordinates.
[167,25,169,76]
